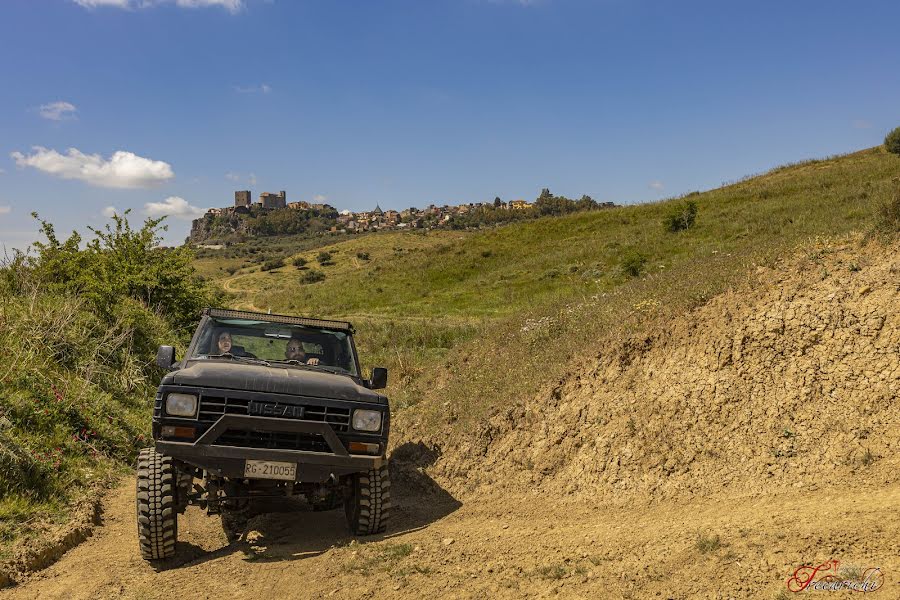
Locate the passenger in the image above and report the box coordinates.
[285,337,320,365]
[216,331,234,354]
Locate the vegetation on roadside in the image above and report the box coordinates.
[884,126,900,155]
[0,212,215,558]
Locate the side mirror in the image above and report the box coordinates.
[369,367,388,390]
[156,345,176,370]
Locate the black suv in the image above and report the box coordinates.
[136,308,390,561]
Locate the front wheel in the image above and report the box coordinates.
[135,448,178,560]
[344,464,391,535]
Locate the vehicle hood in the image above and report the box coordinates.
[162,361,385,404]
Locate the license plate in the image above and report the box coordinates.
[243,460,297,481]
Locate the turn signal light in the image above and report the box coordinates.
[161,425,196,439]
[348,442,380,455]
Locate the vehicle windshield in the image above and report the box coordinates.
[190,316,358,376]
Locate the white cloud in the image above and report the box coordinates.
[101,206,118,217]
[38,101,78,121]
[852,119,872,130]
[174,0,242,12]
[313,194,328,202]
[74,0,243,12]
[648,181,664,191]
[0,206,11,215]
[248,172,257,185]
[235,83,272,94]
[143,196,206,220]
[11,146,174,189]
[225,172,240,182]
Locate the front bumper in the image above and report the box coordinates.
[155,414,384,482]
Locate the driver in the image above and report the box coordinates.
[285,337,320,365]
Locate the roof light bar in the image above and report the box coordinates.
[204,308,354,333]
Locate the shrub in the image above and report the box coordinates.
[27,211,215,333]
[885,126,900,155]
[261,258,286,271]
[356,251,370,261]
[292,256,308,268]
[868,185,900,240]
[663,200,698,233]
[317,251,334,266]
[619,251,647,278]
[300,270,326,284]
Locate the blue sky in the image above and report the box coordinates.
[1,0,898,248]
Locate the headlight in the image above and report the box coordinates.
[165,393,198,417]
[352,409,382,432]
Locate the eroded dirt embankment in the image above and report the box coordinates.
[421,240,899,502]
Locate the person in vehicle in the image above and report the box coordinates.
[285,337,320,365]
[217,331,234,354]
[214,331,255,357]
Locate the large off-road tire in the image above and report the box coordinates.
[344,464,390,535]
[136,448,178,560]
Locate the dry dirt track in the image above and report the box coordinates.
[3,477,899,600]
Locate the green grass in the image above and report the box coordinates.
[203,147,899,428]
[0,280,172,561]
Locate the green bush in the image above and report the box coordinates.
[26,210,215,333]
[663,200,699,233]
[317,251,334,266]
[301,270,326,284]
[356,251,370,261]
[292,256,308,268]
[261,258,286,271]
[619,251,647,278]
[885,127,900,155]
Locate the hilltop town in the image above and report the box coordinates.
[189,189,616,244]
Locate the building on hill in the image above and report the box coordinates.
[509,200,530,210]
[235,190,252,208]
[372,204,384,216]
[260,191,287,209]
[288,201,310,210]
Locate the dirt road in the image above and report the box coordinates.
[3,475,898,599]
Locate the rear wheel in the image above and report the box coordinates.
[344,464,390,535]
[135,448,178,560]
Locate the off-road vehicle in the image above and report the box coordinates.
[136,308,390,561]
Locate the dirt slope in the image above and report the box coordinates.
[425,239,899,504]
[3,239,898,599]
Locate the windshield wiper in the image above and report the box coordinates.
[201,353,270,367]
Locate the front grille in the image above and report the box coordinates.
[217,429,331,453]
[198,395,351,432]
[197,394,350,452]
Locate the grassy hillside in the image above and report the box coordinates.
[206,148,899,428]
